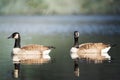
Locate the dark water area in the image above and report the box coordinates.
[0,15,120,80]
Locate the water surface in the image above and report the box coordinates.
[0,15,120,80]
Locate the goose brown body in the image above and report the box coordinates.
[78,43,110,53]
[21,44,53,52]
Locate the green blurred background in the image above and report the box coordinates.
[0,0,120,15]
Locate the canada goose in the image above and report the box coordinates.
[8,32,55,61]
[70,31,111,62]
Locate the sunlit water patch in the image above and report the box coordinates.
[0,15,120,35]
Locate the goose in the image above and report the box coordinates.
[8,32,55,61]
[70,31,112,62]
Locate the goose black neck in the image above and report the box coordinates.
[14,38,21,48]
[74,37,79,48]
[74,59,79,77]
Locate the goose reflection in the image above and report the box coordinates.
[12,53,51,78]
[13,63,20,78]
[12,53,51,64]
[74,58,79,77]
[71,51,111,63]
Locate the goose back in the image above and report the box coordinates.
[21,44,51,52]
[79,43,110,50]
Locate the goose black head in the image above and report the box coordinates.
[8,32,20,39]
[74,31,79,38]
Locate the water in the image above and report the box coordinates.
[0,15,120,80]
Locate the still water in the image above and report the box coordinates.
[0,15,120,80]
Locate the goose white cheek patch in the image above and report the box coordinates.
[14,34,19,39]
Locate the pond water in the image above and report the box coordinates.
[0,15,120,80]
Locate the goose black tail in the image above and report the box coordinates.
[111,44,117,47]
[48,46,56,49]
